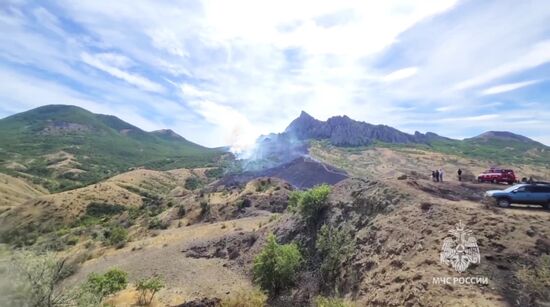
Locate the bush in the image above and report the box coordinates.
[148,217,169,230]
[288,184,331,225]
[176,205,186,218]
[136,275,164,305]
[253,233,302,295]
[105,226,128,248]
[220,288,267,307]
[316,224,355,287]
[200,201,210,218]
[516,255,550,305]
[205,167,224,179]
[3,250,73,307]
[184,177,201,190]
[86,202,126,217]
[81,268,128,304]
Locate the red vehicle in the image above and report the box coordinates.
[477,168,516,184]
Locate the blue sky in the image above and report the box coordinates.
[1,0,549,149]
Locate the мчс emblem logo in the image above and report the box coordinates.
[440,221,480,273]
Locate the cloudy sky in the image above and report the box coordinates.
[1,0,549,149]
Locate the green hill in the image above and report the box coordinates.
[373,136,549,166]
[0,105,224,192]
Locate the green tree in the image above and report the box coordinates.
[253,234,302,295]
[81,268,128,304]
[289,184,331,225]
[316,224,355,287]
[136,275,164,305]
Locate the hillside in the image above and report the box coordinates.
[375,137,550,166]
[467,131,546,146]
[0,173,46,212]
[0,105,224,192]
[244,112,548,172]
[1,109,549,306]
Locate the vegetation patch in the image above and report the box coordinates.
[78,268,128,305]
[184,177,202,190]
[316,224,355,291]
[289,184,331,225]
[220,288,267,307]
[85,202,126,217]
[253,233,302,295]
[136,275,164,305]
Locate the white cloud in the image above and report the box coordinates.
[481,80,540,95]
[81,52,165,93]
[0,68,164,131]
[147,28,189,57]
[453,41,550,90]
[2,0,550,147]
[480,80,540,95]
[382,67,418,82]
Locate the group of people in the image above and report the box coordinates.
[432,168,463,182]
[432,169,444,182]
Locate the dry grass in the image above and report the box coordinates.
[0,173,46,210]
[1,168,200,230]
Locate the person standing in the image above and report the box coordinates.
[439,168,444,182]
[435,169,440,182]
[457,168,463,181]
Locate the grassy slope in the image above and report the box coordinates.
[372,138,550,166]
[0,105,224,192]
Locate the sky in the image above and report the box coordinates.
[1,0,549,149]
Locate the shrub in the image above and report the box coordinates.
[65,235,79,246]
[176,205,186,218]
[200,201,210,218]
[82,269,128,303]
[205,167,224,179]
[255,180,272,192]
[253,233,302,295]
[220,288,267,307]
[4,250,73,307]
[85,202,126,217]
[148,217,168,230]
[105,226,128,248]
[316,224,355,287]
[516,255,550,305]
[288,184,331,225]
[238,198,252,210]
[136,275,164,305]
[184,177,201,190]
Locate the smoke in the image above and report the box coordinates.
[234,131,309,171]
[227,123,259,160]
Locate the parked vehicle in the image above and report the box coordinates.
[485,183,550,209]
[477,168,516,184]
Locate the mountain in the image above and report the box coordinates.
[151,129,187,141]
[284,111,447,146]
[0,105,223,192]
[466,131,545,146]
[242,111,549,170]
